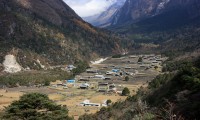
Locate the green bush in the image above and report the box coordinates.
[138,57,143,63]
[122,87,130,96]
[72,60,89,76]
[125,76,129,81]
[106,99,112,105]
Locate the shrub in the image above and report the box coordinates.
[72,60,89,76]
[125,76,129,81]
[122,87,130,96]
[154,66,158,70]
[106,99,112,105]
[138,57,143,63]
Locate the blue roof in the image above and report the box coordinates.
[67,80,75,83]
[112,69,120,72]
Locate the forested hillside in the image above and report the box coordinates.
[0,0,122,71]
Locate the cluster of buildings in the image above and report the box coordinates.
[48,54,166,110]
[50,79,76,88]
[50,79,118,93]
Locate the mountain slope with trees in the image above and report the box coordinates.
[110,0,200,26]
[0,0,122,71]
[106,0,200,57]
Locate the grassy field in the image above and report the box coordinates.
[0,86,128,119]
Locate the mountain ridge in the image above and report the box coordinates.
[110,0,200,26]
[104,0,200,57]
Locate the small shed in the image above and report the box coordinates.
[98,83,109,92]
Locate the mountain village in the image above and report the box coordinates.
[0,54,167,118]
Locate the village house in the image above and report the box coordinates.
[151,61,159,66]
[125,66,132,69]
[80,100,101,107]
[79,83,90,89]
[104,77,112,80]
[112,69,120,73]
[66,79,76,84]
[98,82,116,92]
[79,78,89,82]
[106,71,115,75]
[65,79,76,87]
[66,65,76,71]
[94,75,105,79]
[108,83,116,92]
[86,69,98,73]
[102,66,108,69]
[98,83,109,92]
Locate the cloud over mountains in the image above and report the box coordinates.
[64,0,117,17]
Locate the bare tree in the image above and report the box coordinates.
[157,100,185,120]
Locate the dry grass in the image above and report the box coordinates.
[48,94,63,101]
[0,90,23,110]
[90,94,126,103]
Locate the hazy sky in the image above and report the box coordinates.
[63,0,117,17]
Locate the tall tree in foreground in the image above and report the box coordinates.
[3,93,73,120]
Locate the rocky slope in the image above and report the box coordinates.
[111,0,200,26]
[0,0,122,72]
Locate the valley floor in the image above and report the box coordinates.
[0,54,166,119]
